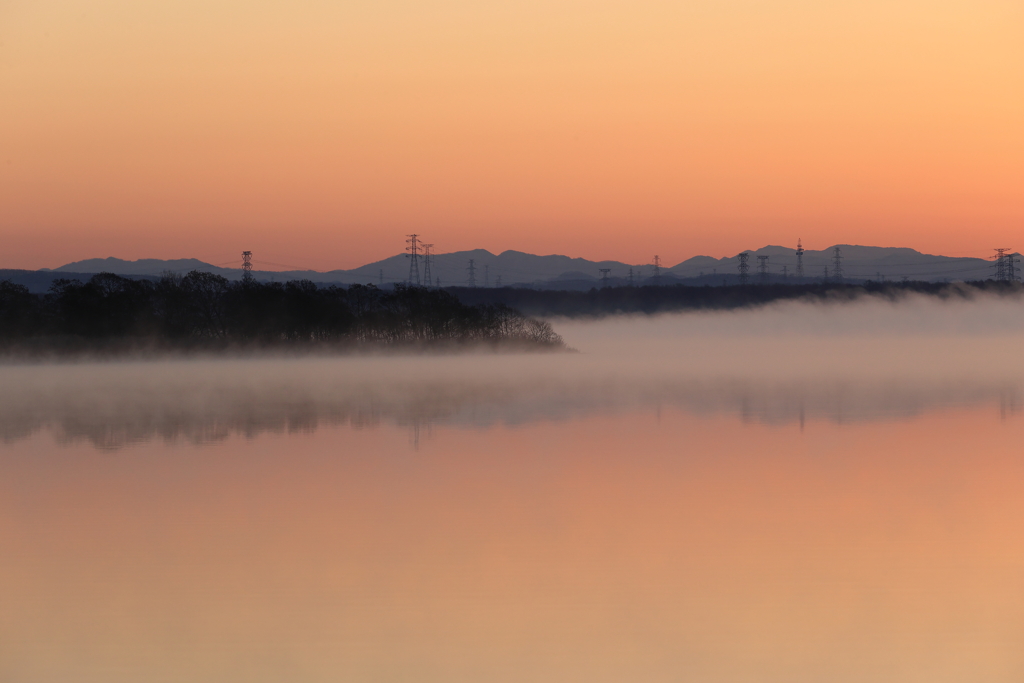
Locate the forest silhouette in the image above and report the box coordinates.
[0,271,564,354]
[450,279,1023,317]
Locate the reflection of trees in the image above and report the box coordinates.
[2,377,1019,450]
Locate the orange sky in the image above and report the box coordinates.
[2,0,1023,271]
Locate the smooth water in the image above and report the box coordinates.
[3,297,1024,682]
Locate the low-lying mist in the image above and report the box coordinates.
[2,293,1023,448]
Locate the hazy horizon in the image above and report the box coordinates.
[30,241,1002,274]
[4,293,1023,448]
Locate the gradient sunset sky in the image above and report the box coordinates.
[2,0,1022,271]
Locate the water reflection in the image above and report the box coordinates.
[1,359,1021,449]
[5,300,1024,681]
[5,296,1024,449]
[2,406,1023,682]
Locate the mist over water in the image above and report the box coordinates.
[5,294,1024,683]
[2,293,1023,448]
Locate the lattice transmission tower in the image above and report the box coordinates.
[757,255,769,284]
[242,251,253,284]
[993,248,1017,282]
[831,246,843,283]
[421,244,434,287]
[405,234,421,285]
[737,252,750,285]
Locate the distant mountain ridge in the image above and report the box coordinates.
[24,245,1003,290]
[46,257,221,276]
[48,250,643,286]
[668,245,997,283]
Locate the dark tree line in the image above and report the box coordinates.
[0,272,564,352]
[446,280,1023,317]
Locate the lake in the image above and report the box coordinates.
[3,296,1023,682]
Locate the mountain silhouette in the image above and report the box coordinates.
[5,245,1001,292]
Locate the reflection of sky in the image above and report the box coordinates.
[2,406,1023,682]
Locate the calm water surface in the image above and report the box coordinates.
[3,302,1024,682]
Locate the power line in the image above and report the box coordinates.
[467,259,477,288]
[834,257,985,267]
[203,244,1007,288]
[250,259,315,271]
[599,268,611,288]
[737,252,750,285]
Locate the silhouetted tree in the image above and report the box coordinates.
[0,272,564,352]
[0,281,39,340]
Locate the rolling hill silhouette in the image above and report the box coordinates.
[1,245,1003,292]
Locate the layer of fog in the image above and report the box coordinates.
[2,293,1023,449]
